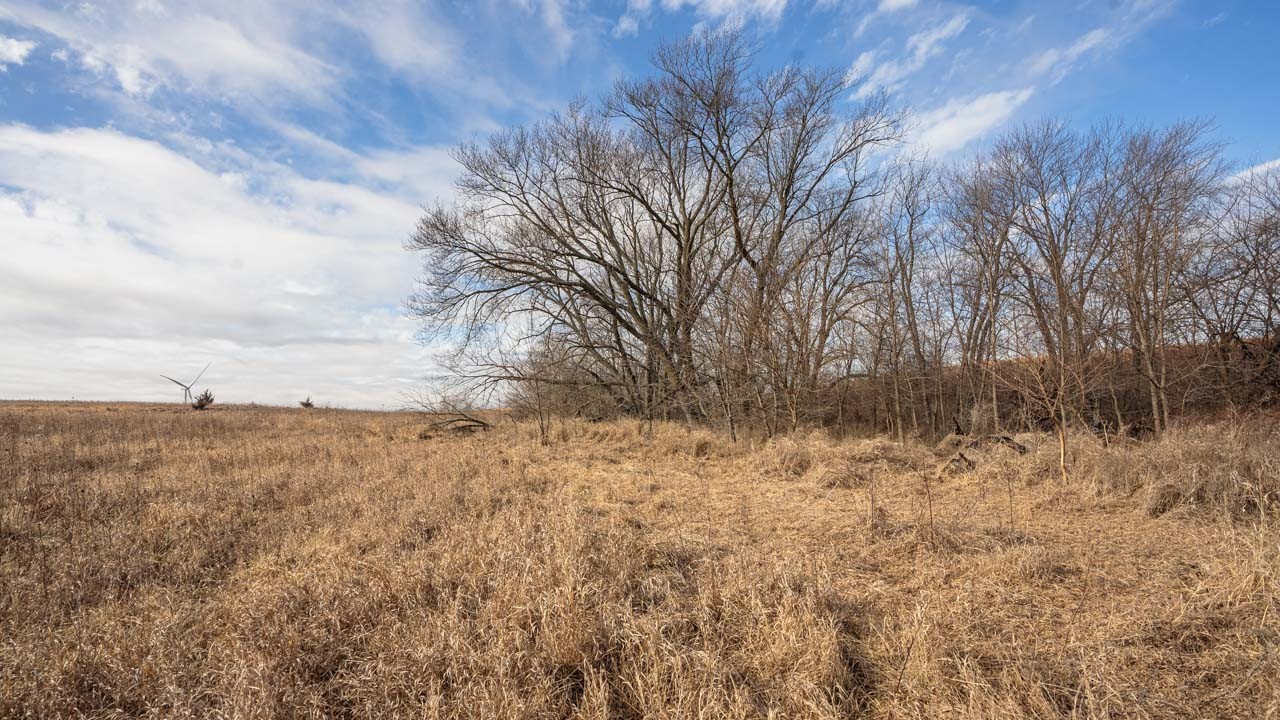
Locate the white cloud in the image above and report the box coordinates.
[854,0,921,37]
[1029,27,1109,80]
[853,12,969,98]
[354,146,459,206]
[538,0,575,61]
[0,0,483,107]
[0,125,457,408]
[0,1,337,101]
[661,0,787,22]
[0,35,37,69]
[0,0,567,133]
[845,50,876,83]
[1230,158,1280,183]
[618,0,785,33]
[1023,0,1175,84]
[334,1,458,79]
[613,15,640,37]
[914,87,1035,155]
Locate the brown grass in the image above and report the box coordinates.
[1,402,1277,718]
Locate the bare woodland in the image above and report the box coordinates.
[408,32,1279,468]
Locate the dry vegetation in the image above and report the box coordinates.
[2,402,1277,718]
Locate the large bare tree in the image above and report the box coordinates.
[408,29,900,428]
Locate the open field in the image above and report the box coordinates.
[1,402,1277,719]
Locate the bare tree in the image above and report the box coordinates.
[940,158,1016,435]
[987,121,1119,480]
[1192,166,1280,404]
[408,29,899,431]
[1107,121,1224,433]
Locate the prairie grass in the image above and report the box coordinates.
[1,402,1276,718]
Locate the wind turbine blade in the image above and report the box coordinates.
[161,374,191,389]
[188,362,211,387]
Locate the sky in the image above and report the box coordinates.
[1,0,1277,409]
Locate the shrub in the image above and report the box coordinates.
[191,389,214,410]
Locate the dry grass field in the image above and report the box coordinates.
[1,402,1277,719]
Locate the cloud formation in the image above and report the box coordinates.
[0,34,36,68]
[615,0,786,36]
[1,1,337,101]
[851,12,969,98]
[1030,27,1109,81]
[0,125,452,407]
[914,87,1035,155]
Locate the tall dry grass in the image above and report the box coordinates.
[1,402,1276,718]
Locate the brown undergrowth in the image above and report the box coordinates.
[1,402,1276,718]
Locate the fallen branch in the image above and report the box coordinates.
[424,413,492,434]
[965,434,1029,455]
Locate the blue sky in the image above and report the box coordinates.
[1,0,1276,408]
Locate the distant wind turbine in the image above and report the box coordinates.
[160,363,210,404]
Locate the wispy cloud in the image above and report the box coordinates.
[1231,157,1280,182]
[851,12,969,99]
[615,0,787,36]
[1023,0,1176,84]
[896,0,1177,154]
[1029,27,1110,81]
[0,124,454,407]
[855,0,920,37]
[0,0,538,112]
[0,1,338,102]
[539,0,575,60]
[914,87,1035,155]
[664,0,787,22]
[334,2,459,80]
[613,15,641,38]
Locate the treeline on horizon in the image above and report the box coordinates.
[406,29,1279,450]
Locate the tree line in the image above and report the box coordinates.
[407,30,1280,460]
